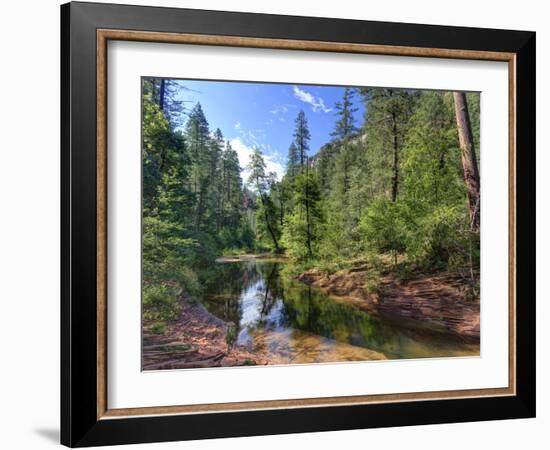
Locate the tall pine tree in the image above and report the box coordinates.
[293,110,311,169]
[331,87,358,141]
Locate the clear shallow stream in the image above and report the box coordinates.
[200,258,479,365]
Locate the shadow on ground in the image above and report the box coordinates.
[34,428,59,444]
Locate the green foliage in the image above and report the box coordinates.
[286,141,300,182]
[254,198,281,252]
[226,324,237,349]
[248,148,281,252]
[143,284,181,322]
[141,78,257,318]
[150,322,167,335]
[314,141,339,197]
[359,199,410,259]
[239,223,256,251]
[293,110,311,167]
[406,205,465,267]
[143,78,185,128]
[281,171,323,260]
[466,92,481,159]
[142,93,186,213]
[401,92,464,205]
[281,214,311,260]
[316,209,351,261]
[305,88,479,278]
[358,198,474,272]
[365,277,380,295]
[331,87,358,140]
[313,256,352,276]
[142,216,201,290]
[141,77,481,317]
[360,88,418,201]
[217,222,256,252]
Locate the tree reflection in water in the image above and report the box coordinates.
[201,259,479,364]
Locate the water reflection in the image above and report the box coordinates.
[201,259,479,364]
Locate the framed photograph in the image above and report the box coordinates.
[61,1,535,447]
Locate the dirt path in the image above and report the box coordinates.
[297,268,479,341]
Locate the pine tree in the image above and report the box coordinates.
[293,110,311,169]
[286,142,300,180]
[402,91,462,206]
[360,88,417,202]
[331,88,358,141]
[222,140,243,230]
[142,78,185,129]
[211,128,225,232]
[185,102,213,232]
[141,86,186,214]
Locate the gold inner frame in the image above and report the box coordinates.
[96,29,517,420]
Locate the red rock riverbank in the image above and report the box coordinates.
[297,268,480,341]
[143,296,267,370]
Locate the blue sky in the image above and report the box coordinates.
[170,79,364,181]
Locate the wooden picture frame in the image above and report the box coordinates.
[61,1,535,447]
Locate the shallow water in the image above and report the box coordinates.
[201,258,479,364]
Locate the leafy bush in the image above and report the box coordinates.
[407,204,471,270]
[178,266,201,296]
[150,321,167,335]
[225,324,237,349]
[358,197,475,272]
[217,223,256,253]
[239,224,256,251]
[314,256,350,275]
[143,284,180,321]
[359,199,411,262]
[281,214,311,261]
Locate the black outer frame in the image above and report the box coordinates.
[61,1,536,447]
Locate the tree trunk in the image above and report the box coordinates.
[256,177,280,252]
[159,79,166,111]
[263,207,279,252]
[279,191,284,226]
[194,183,206,232]
[305,160,313,258]
[453,92,481,232]
[342,141,350,204]
[391,112,399,202]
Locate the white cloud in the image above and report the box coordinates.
[233,122,267,150]
[230,137,286,184]
[269,103,295,115]
[292,86,332,113]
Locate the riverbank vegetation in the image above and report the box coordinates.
[141,78,480,341]
[247,87,480,301]
[142,79,254,331]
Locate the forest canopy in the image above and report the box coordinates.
[141,79,480,327]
